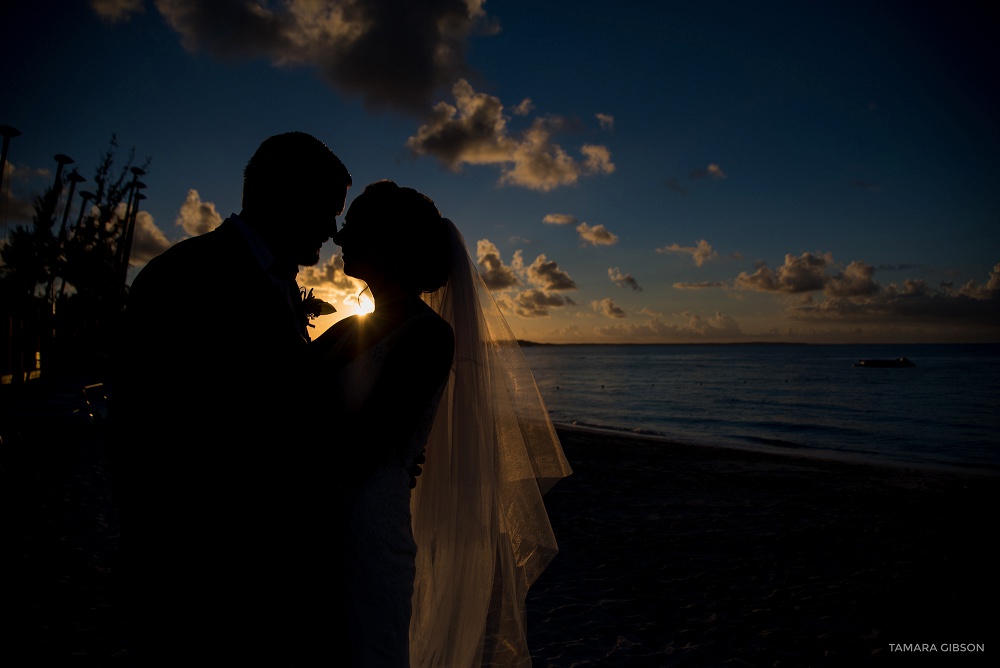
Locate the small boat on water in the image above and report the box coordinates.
[853,357,916,368]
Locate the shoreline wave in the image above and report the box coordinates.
[552,420,1000,478]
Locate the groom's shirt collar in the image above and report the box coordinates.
[228,213,309,339]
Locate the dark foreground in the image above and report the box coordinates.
[2,382,996,665]
[527,425,997,666]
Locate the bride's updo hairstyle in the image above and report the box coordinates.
[348,180,452,293]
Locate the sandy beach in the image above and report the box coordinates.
[527,425,996,666]
[2,390,996,665]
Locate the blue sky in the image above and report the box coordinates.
[2,0,998,343]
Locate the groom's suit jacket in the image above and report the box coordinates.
[113,216,308,468]
[108,217,322,658]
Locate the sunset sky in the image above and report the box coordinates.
[2,0,998,343]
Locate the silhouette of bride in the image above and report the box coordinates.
[311,180,571,667]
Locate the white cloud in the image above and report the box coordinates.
[512,98,534,116]
[297,253,361,292]
[91,0,144,23]
[684,311,741,336]
[0,192,35,223]
[0,162,50,222]
[130,211,171,265]
[595,311,743,341]
[656,239,719,267]
[295,254,373,319]
[608,267,641,291]
[407,80,615,191]
[736,252,826,293]
[121,0,489,113]
[526,254,577,290]
[673,281,728,290]
[733,255,1000,333]
[476,238,579,319]
[959,262,1000,298]
[576,222,618,246]
[691,163,726,179]
[476,239,520,290]
[592,297,627,318]
[4,161,50,183]
[825,260,879,297]
[175,188,222,236]
[543,213,577,226]
[580,145,614,175]
[497,288,575,318]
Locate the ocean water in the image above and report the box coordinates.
[521,343,1000,472]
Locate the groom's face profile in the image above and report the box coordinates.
[287,183,348,267]
[242,132,352,268]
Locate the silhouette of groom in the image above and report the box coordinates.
[108,132,351,663]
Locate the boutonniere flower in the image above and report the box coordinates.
[300,287,336,326]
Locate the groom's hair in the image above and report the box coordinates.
[242,132,351,210]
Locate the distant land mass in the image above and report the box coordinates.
[516,340,811,347]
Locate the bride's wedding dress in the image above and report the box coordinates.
[322,310,448,667]
[321,219,571,667]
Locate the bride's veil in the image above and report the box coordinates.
[410,219,572,667]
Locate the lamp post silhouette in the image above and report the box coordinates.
[116,168,146,299]
[58,170,86,241]
[115,167,145,270]
[56,190,97,303]
[49,170,87,304]
[73,190,96,232]
[0,124,20,198]
[122,192,145,264]
[1,125,20,383]
[51,153,74,195]
[1,125,21,240]
[38,156,75,369]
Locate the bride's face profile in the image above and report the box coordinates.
[337,183,417,288]
[336,207,378,283]
[336,180,450,298]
